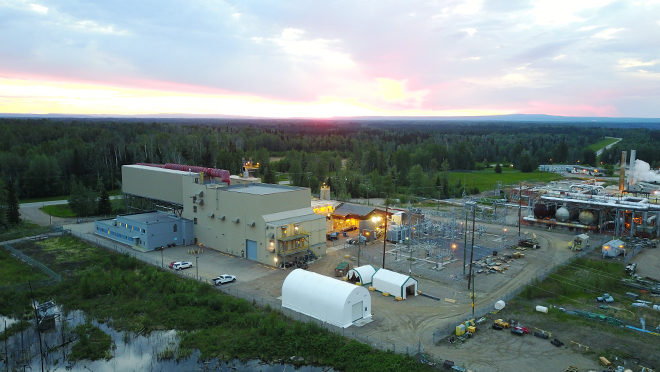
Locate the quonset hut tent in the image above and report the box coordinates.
[372,269,418,299]
[346,265,378,285]
[282,269,372,328]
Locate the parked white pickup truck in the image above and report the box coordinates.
[212,274,236,285]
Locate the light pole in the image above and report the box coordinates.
[195,256,199,279]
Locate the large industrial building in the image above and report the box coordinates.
[95,163,326,267]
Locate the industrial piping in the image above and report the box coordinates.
[137,163,231,185]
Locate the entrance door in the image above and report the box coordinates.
[351,301,363,322]
[246,240,257,260]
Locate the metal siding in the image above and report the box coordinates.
[351,301,363,322]
[246,239,257,260]
[122,165,185,205]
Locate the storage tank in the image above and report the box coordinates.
[578,211,597,225]
[547,204,557,217]
[534,204,549,219]
[555,207,578,222]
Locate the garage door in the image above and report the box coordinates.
[351,301,363,322]
[246,239,257,260]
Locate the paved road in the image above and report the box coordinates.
[19,196,122,227]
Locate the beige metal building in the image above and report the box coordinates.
[122,164,326,267]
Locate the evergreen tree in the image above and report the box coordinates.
[0,180,7,228]
[97,183,112,216]
[495,163,502,174]
[68,178,97,217]
[7,180,20,226]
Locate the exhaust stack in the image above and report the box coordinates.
[619,151,627,192]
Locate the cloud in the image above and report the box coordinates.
[0,0,659,117]
[29,3,48,14]
[592,28,625,39]
[260,28,355,69]
[618,58,659,68]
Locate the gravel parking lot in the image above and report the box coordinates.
[60,211,615,372]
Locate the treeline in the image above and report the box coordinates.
[1,118,660,204]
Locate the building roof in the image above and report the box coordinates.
[347,265,378,285]
[119,211,181,224]
[332,203,377,218]
[311,199,342,210]
[263,207,324,226]
[281,269,371,328]
[124,164,190,175]
[223,183,305,195]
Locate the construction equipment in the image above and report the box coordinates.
[494,319,510,328]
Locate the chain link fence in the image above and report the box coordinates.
[68,231,437,363]
[2,242,62,283]
[432,238,604,344]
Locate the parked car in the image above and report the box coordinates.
[168,261,176,269]
[172,261,193,271]
[212,275,236,285]
[510,328,524,336]
[326,232,339,241]
[551,338,564,347]
[534,331,549,339]
[514,326,530,334]
[491,324,503,331]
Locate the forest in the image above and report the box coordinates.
[1,118,660,223]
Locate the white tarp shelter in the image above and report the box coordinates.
[346,265,377,285]
[602,239,625,258]
[371,269,418,299]
[282,269,372,328]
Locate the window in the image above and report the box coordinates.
[194,218,197,225]
[193,206,197,213]
[128,237,133,242]
[173,225,177,232]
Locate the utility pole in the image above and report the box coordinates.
[518,183,522,237]
[29,283,44,372]
[382,199,388,269]
[463,208,468,276]
[408,215,413,275]
[383,178,395,270]
[358,237,362,267]
[468,203,477,318]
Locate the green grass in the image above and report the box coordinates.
[449,168,564,190]
[0,221,51,243]
[69,323,113,361]
[0,248,49,285]
[586,137,620,152]
[40,204,77,218]
[0,237,434,372]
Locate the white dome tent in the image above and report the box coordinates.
[346,265,378,285]
[371,269,418,299]
[281,269,372,328]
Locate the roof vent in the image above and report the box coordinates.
[218,215,225,220]
[247,221,255,227]
[195,190,204,197]
[232,218,240,223]
[207,213,215,218]
[198,199,204,205]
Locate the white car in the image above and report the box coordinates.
[172,261,193,271]
[212,274,236,285]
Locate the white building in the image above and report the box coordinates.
[282,269,372,328]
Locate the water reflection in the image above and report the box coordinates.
[1,309,334,372]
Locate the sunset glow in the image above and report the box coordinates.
[0,0,658,118]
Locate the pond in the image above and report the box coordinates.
[1,308,335,372]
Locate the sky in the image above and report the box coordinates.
[0,0,659,118]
